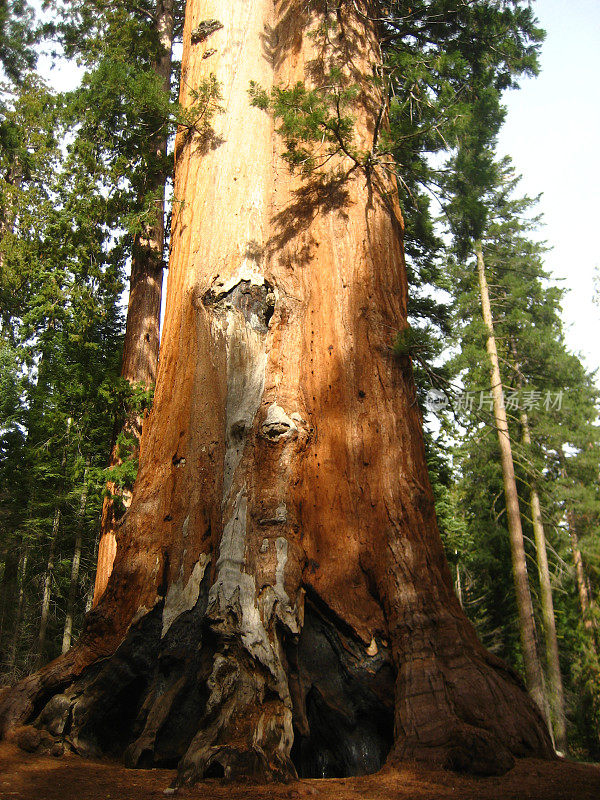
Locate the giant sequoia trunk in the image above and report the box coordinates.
[92,0,175,604]
[0,0,553,782]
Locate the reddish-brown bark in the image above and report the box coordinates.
[92,0,176,605]
[0,0,553,783]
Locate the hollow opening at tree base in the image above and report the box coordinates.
[2,574,553,783]
[288,596,396,779]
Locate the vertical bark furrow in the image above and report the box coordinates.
[0,0,554,781]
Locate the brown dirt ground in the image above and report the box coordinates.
[1,743,599,800]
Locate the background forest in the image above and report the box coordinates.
[0,0,598,762]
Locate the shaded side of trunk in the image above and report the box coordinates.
[92,0,176,605]
[475,242,548,720]
[0,0,553,782]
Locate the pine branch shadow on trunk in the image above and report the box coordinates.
[0,0,555,786]
[0,182,555,786]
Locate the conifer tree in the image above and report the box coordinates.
[44,0,185,602]
[0,68,127,678]
[443,159,600,754]
[0,1,553,781]
[440,76,550,723]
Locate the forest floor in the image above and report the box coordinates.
[1,742,600,800]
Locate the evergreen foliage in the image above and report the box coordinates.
[0,0,598,758]
[437,158,600,755]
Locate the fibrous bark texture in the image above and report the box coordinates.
[92,0,175,605]
[0,0,553,783]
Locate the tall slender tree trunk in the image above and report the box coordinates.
[62,471,89,654]
[519,408,566,751]
[92,0,176,605]
[507,339,566,751]
[475,242,548,721]
[0,1,552,781]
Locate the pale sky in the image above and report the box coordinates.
[33,1,599,380]
[497,0,600,379]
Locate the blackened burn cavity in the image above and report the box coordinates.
[31,541,393,778]
[203,280,275,332]
[204,760,226,778]
[287,595,395,778]
[34,570,214,769]
[158,553,170,598]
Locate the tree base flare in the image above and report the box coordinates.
[0,581,552,783]
[0,3,555,778]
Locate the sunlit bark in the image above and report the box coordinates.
[0,1,552,781]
